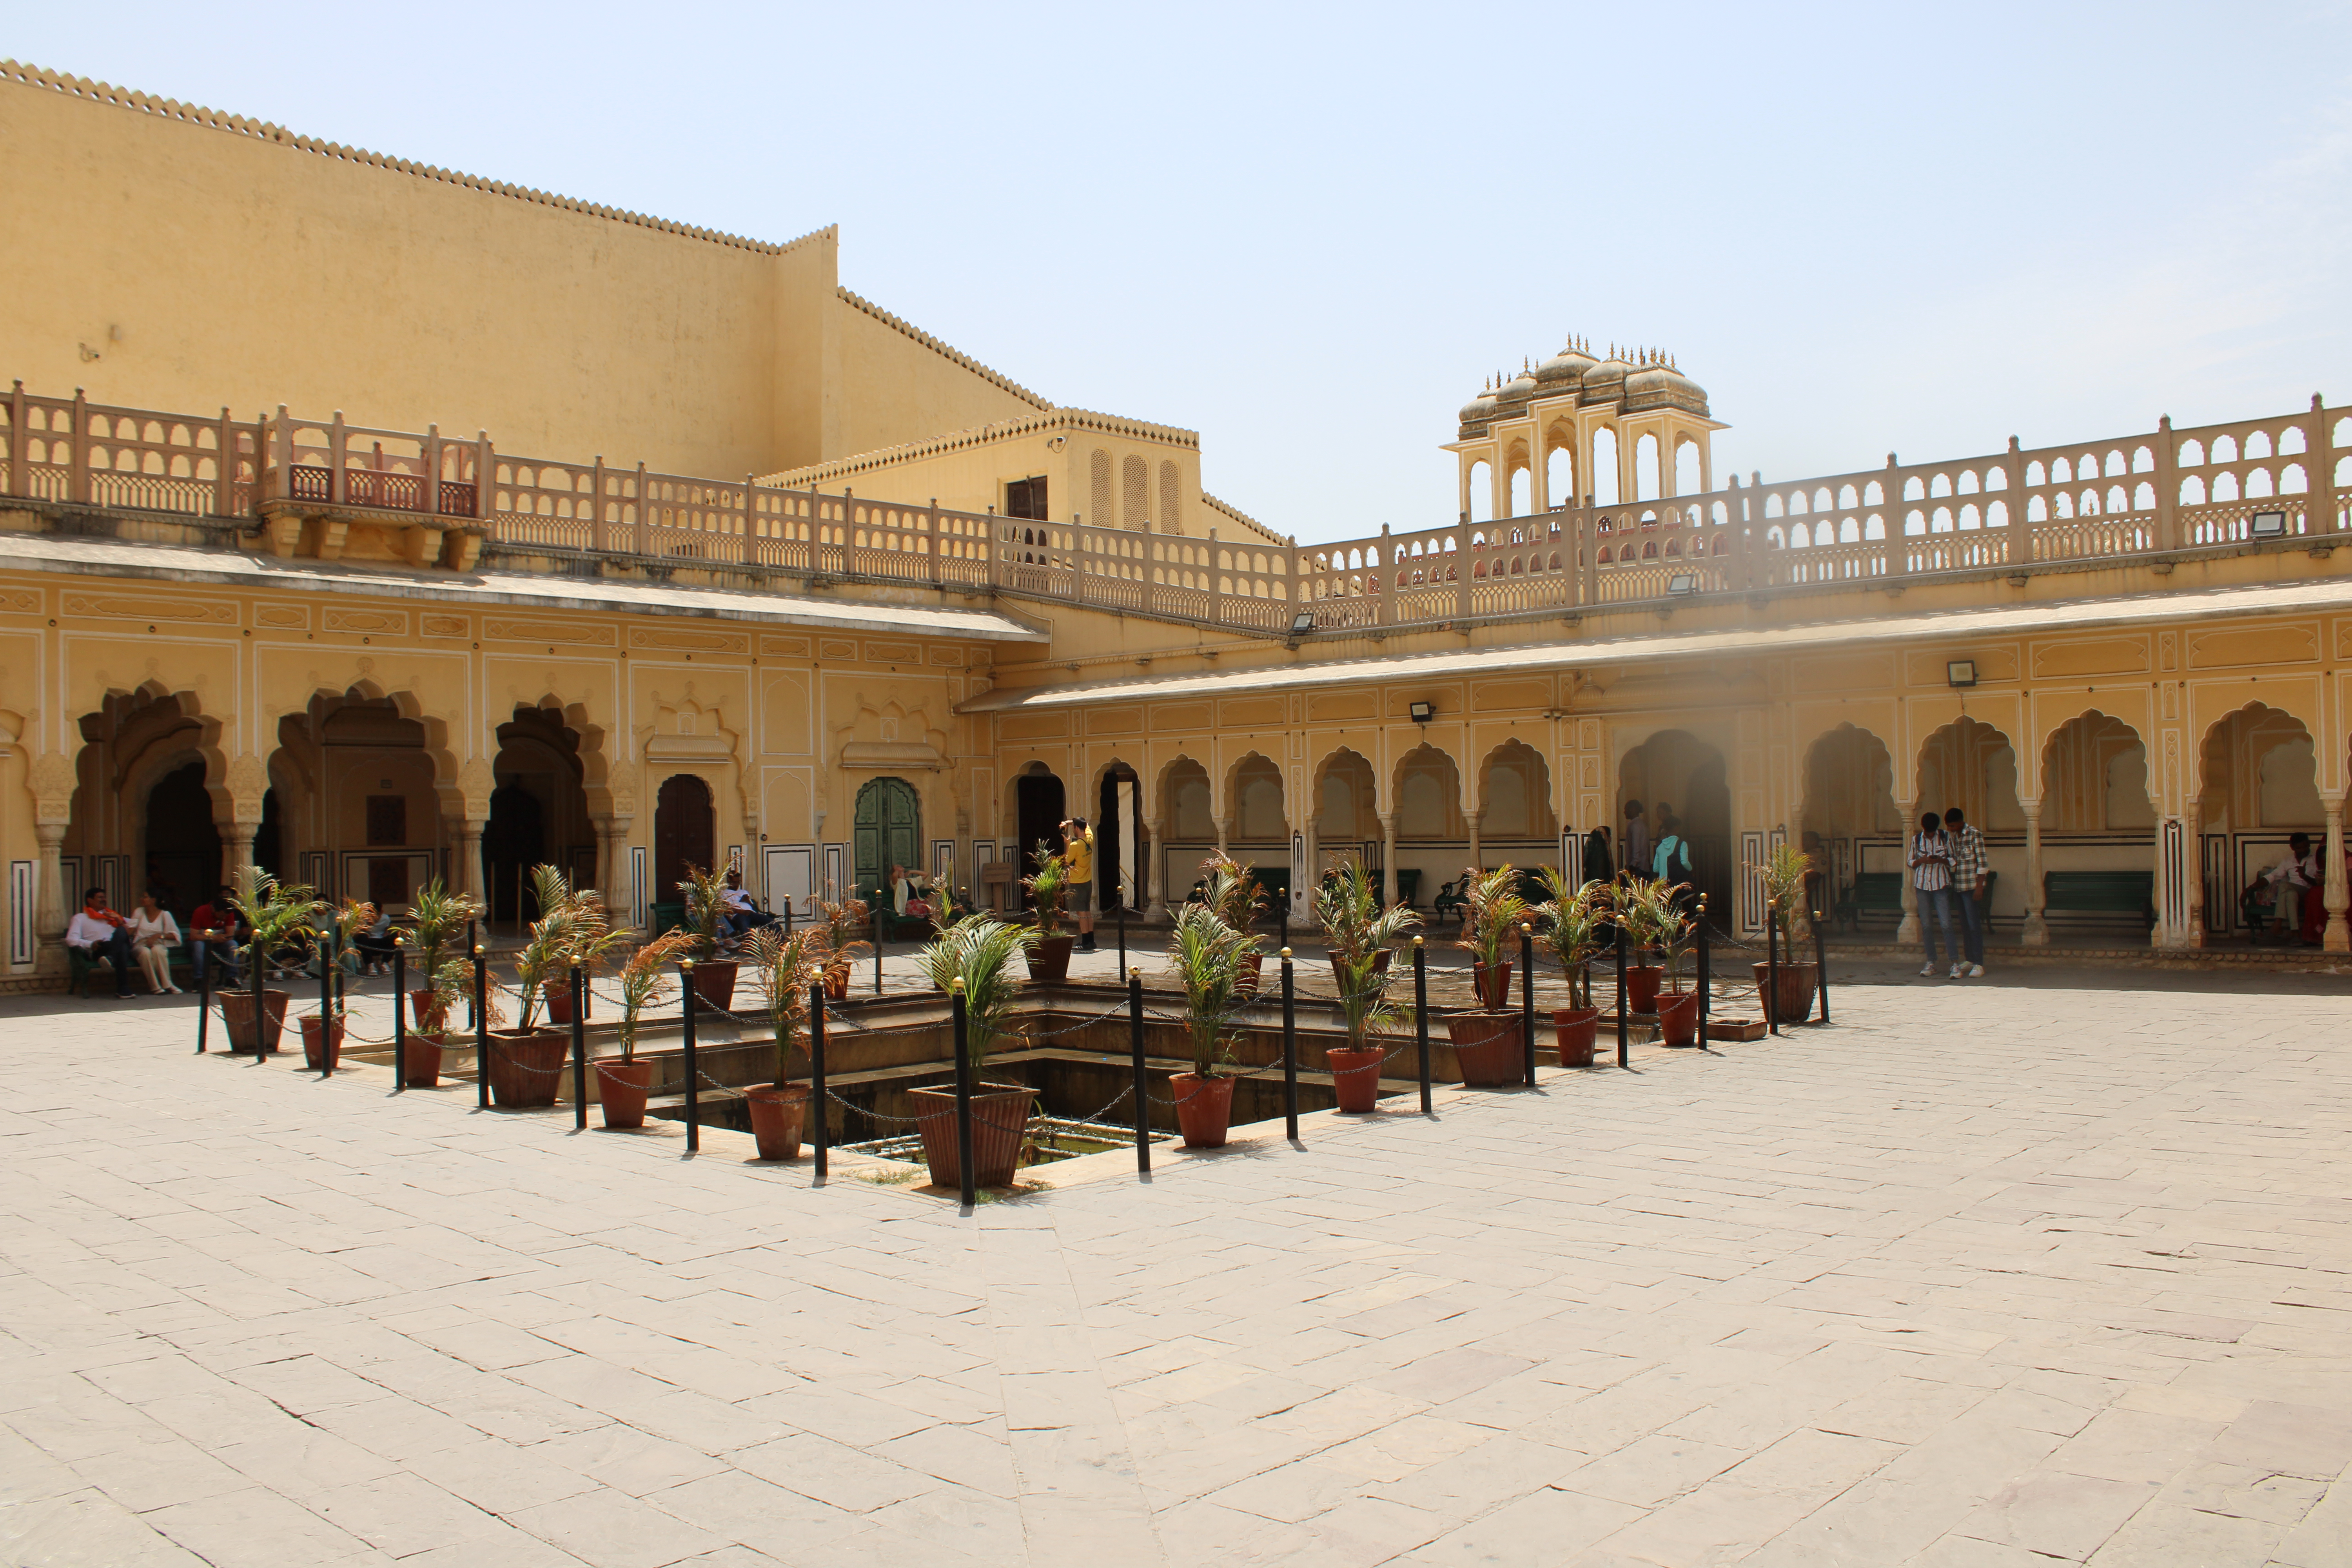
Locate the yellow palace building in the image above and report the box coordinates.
[2,60,2347,987]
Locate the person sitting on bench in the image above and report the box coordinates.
[720,869,773,941]
[352,908,399,975]
[188,885,246,985]
[2263,835,2316,945]
[126,888,184,995]
[65,887,137,998]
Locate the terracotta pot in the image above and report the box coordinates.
[1325,1044,1385,1113]
[911,1082,1036,1187]
[691,961,738,1013]
[299,1014,343,1072]
[1472,959,1514,1010]
[1025,934,1075,985]
[823,965,849,1001]
[402,1032,445,1089]
[1623,964,1664,1015]
[1170,1072,1237,1148]
[220,989,289,1053]
[1750,960,1819,1027]
[744,1083,809,1160]
[596,1058,655,1128]
[409,988,446,1035]
[1446,1009,1524,1086]
[1327,947,1393,996]
[1553,1007,1600,1068]
[486,1029,568,1108]
[1657,989,1701,1047]
[542,981,592,1025]
[1236,951,1264,996]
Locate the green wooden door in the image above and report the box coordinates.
[852,779,921,906]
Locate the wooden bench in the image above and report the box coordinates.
[2042,871,2155,931]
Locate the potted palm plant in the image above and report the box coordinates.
[1534,869,1609,1068]
[1619,875,1700,1046]
[814,887,871,999]
[669,863,740,1011]
[398,878,482,1038]
[1165,900,1257,1146]
[1745,842,1819,1025]
[492,866,617,1108]
[742,924,826,1160]
[223,868,319,1053]
[1314,859,1417,1112]
[299,898,376,1072]
[1020,838,1077,984]
[911,917,1039,1187]
[600,930,692,1128]
[1199,850,1268,993]
[1447,865,1527,1085]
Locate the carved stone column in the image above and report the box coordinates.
[1379,812,1400,907]
[33,822,66,944]
[1466,811,1485,877]
[1893,800,1920,945]
[1213,815,1230,859]
[2021,799,2049,946]
[1142,820,1167,922]
[2183,797,2207,948]
[456,819,486,904]
[2325,800,2348,955]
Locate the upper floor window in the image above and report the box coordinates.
[1005,476,1049,520]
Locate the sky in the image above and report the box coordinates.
[7,2,2348,543]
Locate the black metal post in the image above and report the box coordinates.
[191,932,211,1054]
[570,964,587,1131]
[317,933,334,1077]
[1128,967,1149,1176]
[1277,906,1288,959]
[1696,898,1711,1050]
[1519,923,1536,1087]
[1281,947,1298,1141]
[952,982,975,1208]
[391,939,405,1087]
[465,918,478,1030]
[680,960,699,1154]
[1766,906,1782,1036]
[874,890,886,996]
[1117,904,1127,973]
[1414,936,1432,1116]
[1614,922,1629,1069]
[251,929,269,1056]
[1812,908,1831,1024]
[782,898,793,936]
[809,981,829,1181]
[474,947,490,1109]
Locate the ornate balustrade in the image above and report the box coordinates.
[4,379,2343,633]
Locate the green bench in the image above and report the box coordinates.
[1838,871,2000,930]
[649,900,686,937]
[1396,868,1422,908]
[2042,871,2155,931]
[66,938,199,997]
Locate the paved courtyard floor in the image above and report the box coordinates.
[3,972,2350,1567]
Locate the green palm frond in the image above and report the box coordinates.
[743,924,825,1083]
[1453,865,1529,968]
[1165,901,1258,1076]
[1314,859,1419,1048]
[920,916,1036,1068]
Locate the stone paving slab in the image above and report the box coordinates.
[1,975,2348,1566]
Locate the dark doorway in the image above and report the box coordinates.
[1015,771,1066,909]
[253,788,282,880]
[144,761,220,917]
[853,779,922,908]
[483,780,547,923]
[1097,773,1123,912]
[653,775,715,902]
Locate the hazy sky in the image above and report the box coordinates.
[9,3,2348,543]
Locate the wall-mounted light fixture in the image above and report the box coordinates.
[1947,659,1978,688]
[1666,572,1699,595]
[1408,701,1435,723]
[2250,510,2287,538]
[1290,610,1316,635]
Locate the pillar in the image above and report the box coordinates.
[1142,820,1167,922]
[33,822,66,942]
[222,822,258,884]
[2021,799,2049,945]
[1893,800,1920,944]
[456,819,486,904]
[1467,811,1484,875]
[2324,800,2347,954]
[594,817,632,924]
[1213,815,1230,859]
[1379,812,1400,907]
[1299,817,1318,923]
[2183,798,2207,947]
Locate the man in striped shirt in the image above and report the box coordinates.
[1943,807,1988,978]
[1909,812,1956,978]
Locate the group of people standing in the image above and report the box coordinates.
[1908,809,1990,978]
[1579,799,1695,886]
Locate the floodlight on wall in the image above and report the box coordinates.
[1666,572,1699,595]
[1290,610,1317,635]
[1947,660,1978,688]
[1408,701,1436,723]
[2250,510,2288,539]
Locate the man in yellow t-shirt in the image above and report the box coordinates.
[1062,817,1097,952]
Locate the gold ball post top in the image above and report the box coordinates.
[1280,946,1293,960]
[473,945,486,958]
[1129,965,1141,978]
[1412,935,1425,948]
[951,976,965,993]
[680,957,695,971]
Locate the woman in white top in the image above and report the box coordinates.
[126,890,183,995]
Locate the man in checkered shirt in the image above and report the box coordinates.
[1943,807,1988,978]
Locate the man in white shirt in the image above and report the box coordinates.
[2265,834,2316,944]
[64,887,137,998]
